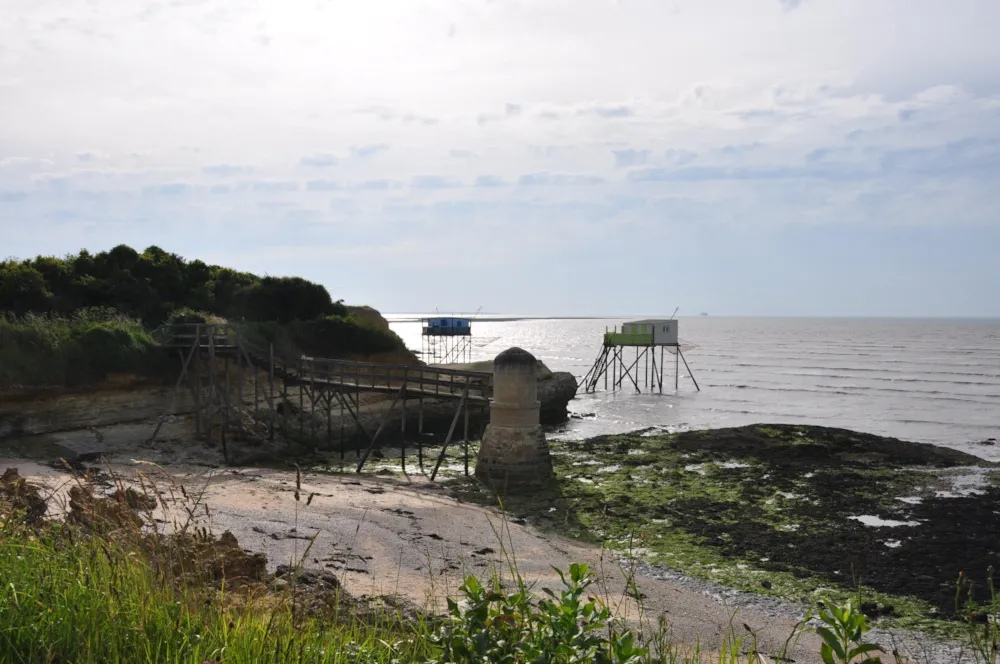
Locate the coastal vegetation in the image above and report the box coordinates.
[0,245,410,391]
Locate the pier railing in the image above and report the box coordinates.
[153,323,492,402]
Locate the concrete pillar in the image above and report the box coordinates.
[475,347,554,490]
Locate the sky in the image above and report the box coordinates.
[2,0,999,317]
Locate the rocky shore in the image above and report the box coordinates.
[445,423,1000,636]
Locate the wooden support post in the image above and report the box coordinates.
[148,340,198,444]
[660,346,665,393]
[611,347,617,392]
[194,326,202,436]
[223,349,230,453]
[207,329,216,448]
[618,351,643,393]
[678,349,700,391]
[400,368,407,474]
[298,358,305,436]
[644,347,648,389]
[356,383,406,473]
[268,343,275,442]
[675,346,680,390]
[463,395,470,476]
[430,387,469,481]
[339,366,345,461]
[237,328,244,415]
[310,360,317,443]
[354,367,361,457]
[417,396,424,470]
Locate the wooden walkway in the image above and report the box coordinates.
[158,324,492,402]
[150,323,492,477]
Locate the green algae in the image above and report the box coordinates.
[443,424,999,638]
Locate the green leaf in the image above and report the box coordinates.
[820,642,837,664]
[848,643,886,658]
[816,627,846,660]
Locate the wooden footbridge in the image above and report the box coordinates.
[149,324,492,477]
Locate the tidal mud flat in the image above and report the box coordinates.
[439,423,1000,636]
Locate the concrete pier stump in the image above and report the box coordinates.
[475,347,554,489]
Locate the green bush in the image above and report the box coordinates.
[0,245,344,326]
[430,563,647,664]
[0,313,168,390]
[287,315,409,359]
[0,245,412,388]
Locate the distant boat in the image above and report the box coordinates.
[700,312,709,316]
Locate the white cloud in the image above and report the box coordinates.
[2,0,999,314]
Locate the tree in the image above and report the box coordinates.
[0,263,51,315]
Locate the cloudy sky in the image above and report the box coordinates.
[2,0,999,316]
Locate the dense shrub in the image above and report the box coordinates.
[287,315,408,359]
[0,245,343,326]
[0,312,169,390]
[0,246,409,388]
[242,315,409,361]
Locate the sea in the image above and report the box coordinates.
[386,316,1000,461]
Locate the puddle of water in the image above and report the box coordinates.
[572,460,600,466]
[721,461,750,469]
[628,449,648,455]
[885,540,902,548]
[850,515,920,528]
[578,477,595,484]
[935,489,985,498]
[683,464,707,475]
[0,435,76,460]
[597,465,621,474]
[896,496,923,505]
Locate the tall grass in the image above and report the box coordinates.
[0,511,427,663]
[0,310,169,391]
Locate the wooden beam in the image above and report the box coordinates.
[430,387,469,481]
[678,348,700,391]
[147,339,199,444]
[356,382,407,473]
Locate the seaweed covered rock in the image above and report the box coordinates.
[159,529,268,587]
[68,485,144,532]
[0,468,47,523]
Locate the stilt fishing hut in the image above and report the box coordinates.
[580,319,700,393]
[421,317,473,364]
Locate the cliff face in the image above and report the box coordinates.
[0,385,194,439]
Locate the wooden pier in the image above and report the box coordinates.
[149,324,492,478]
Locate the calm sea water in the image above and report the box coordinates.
[386,317,1000,461]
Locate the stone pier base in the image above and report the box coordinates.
[475,424,554,489]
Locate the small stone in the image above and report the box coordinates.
[760,580,772,590]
